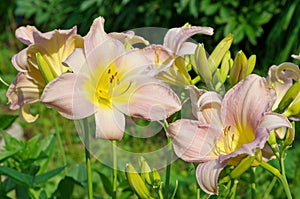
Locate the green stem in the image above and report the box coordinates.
[83,118,94,199]
[196,188,200,199]
[279,151,293,199]
[53,112,67,167]
[112,140,117,199]
[260,161,292,199]
[263,177,277,198]
[250,167,256,199]
[163,120,172,199]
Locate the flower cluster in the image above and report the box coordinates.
[6,16,299,196]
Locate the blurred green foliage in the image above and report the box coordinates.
[0,0,299,73]
[1,0,300,198]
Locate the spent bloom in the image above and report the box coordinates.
[167,74,293,194]
[6,26,83,122]
[41,36,181,140]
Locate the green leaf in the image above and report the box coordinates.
[0,166,33,187]
[67,164,87,186]
[0,114,18,130]
[1,130,24,151]
[0,150,19,163]
[97,171,113,196]
[52,177,76,199]
[33,166,65,185]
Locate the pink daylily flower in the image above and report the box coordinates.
[6,25,83,122]
[141,24,214,87]
[64,16,149,73]
[41,38,181,140]
[167,74,293,194]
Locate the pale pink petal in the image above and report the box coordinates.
[114,49,152,80]
[41,73,94,119]
[15,26,39,45]
[258,112,293,140]
[84,38,125,75]
[163,26,214,54]
[114,77,181,121]
[177,42,197,56]
[6,73,42,110]
[11,48,29,72]
[94,106,125,141]
[167,119,221,162]
[188,85,206,119]
[33,26,77,44]
[109,31,149,46]
[222,74,276,132]
[196,159,226,195]
[63,48,85,73]
[84,16,110,54]
[141,45,173,66]
[194,90,223,126]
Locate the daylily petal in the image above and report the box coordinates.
[6,73,42,110]
[114,77,181,121]
[41,73,94,119]
[196,159,226,195]
[167,119,221,162]
[15,25,39,45]
[11,48,29,72]
[141,45,173,67]
[194,90,222,126]
[188,85,206,119]
[94,105,125,141]
[163,26,214,54]
[177,42,197,56]
[19,104,39,123]
[258,112,293,140]
[83,38,125,76]
[292,53,300,60]
[84,16,110,55]
[222,74,276,135]
[109,31,149,46]
[219,128,269,164]
[63,48,85,73]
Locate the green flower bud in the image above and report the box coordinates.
[36,52,58,83]
[126,163,153,199]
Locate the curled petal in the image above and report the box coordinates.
[6,73,42,110]
[196,159,226,195]
[19,104,39,123]
[167,119,221,162]
[94,106,125,141]
[258,112,293,140]
[195,90,222,126]
[11,48,29,72]
[41,73,94,119]
[15,25,39,45]
[188,85,206,119]
[163,26,214,54]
